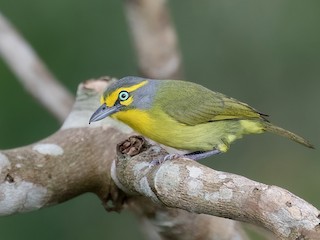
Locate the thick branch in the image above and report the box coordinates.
[128,196,249,240]
[124,0,183,79]
[0,77,130,215]
[113,137,320,239]
[0,12,73,122]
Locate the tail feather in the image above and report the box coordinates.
[264,122,314,149]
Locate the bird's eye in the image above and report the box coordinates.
[118,91,130,101]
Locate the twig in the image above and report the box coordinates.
[0,12,74,122]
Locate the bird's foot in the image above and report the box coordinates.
[149,149,221,166]
[185,149,221,161]
[149,153,181,166]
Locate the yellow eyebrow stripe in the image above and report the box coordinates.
[123,80,148,92]
[105,80,148,107]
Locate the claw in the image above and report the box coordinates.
[163,153,180,161]
[149,153,181,167]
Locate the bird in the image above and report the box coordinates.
[89,76,313,161]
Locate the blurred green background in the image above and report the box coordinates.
[0,0,319,239]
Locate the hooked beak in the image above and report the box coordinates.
[89,103,120,124]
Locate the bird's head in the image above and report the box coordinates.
[89,76,157,123]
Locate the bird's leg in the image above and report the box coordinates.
[184,149,221,161]
[150,149,221,166]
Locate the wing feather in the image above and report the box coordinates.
[155,80,266,126]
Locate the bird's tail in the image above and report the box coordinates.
[264,122,314,148]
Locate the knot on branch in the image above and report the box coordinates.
[5,173,14,183]
[118,135,147,157]
[108,136,166,213]
[111,136,167,202]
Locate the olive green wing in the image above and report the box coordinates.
[156,80,267,126]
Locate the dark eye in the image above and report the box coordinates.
[118,91,130,101]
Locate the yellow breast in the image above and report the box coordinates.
[111,109,155,136]
[111,108,217,151]
[111,108,189,148]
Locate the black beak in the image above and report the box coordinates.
[89,103,120,124]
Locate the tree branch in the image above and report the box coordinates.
[127,196,249,240]
[0,12,73,122]
[124,0,183,79]
[113,136,320,240]
[0,77,128,215]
